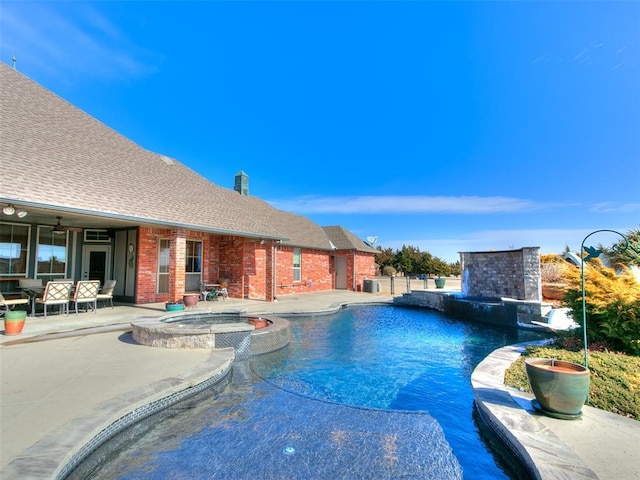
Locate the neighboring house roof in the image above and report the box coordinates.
[0,63,336,250]
[323,226,379,254]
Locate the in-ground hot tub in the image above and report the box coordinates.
[131,313,291,359]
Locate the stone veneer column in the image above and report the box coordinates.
[522,247,542,301]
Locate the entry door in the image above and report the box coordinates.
[82,246,111,286]
[335,256,348,290]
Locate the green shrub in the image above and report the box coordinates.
[563,259,640,355]
[382,265,397,276]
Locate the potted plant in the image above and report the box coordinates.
[4,310,27,335]
[431,257,454,288]
[525,357,590,419]
[182,294,199,308]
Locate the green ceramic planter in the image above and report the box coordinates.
[165,303,185,312]
[525,358,590,419]
[434,278,446,289]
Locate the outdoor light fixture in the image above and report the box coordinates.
[580,229,628,368]
[2,204,27,218]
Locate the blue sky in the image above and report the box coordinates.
[2,1,638,262]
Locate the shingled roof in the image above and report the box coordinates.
[323,226,379,253]
[0,63,338,250]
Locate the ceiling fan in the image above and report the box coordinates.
[52,216,83,234]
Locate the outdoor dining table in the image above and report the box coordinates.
[18,286,45,317]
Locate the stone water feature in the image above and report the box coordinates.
[394,247,554,327]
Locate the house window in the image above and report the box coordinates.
[84,229,111,242]
[185,240,202,292]
[0,222,30,276]
[36,227,67,282]
[293,248,301,282]
[158,239,170,294]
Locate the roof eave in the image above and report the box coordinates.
[0,198,289,241]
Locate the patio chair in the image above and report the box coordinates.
[199,281,209,302]
[216,280,229,301]
[97,280,116,309]
[35,280,73,318]
[0,292,30,316]
[71,280,100,315]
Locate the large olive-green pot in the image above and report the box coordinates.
[525,358,590,419]
[434,278,446,289]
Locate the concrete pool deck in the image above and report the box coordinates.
[1,288,638,479]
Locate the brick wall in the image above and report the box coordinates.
[355,252,377,290]
[218,236,245,298]
[135,228,377,304]
[169,230,186,303]
[274,246,333,297]
[460,247,541,301]
[136,228,218,304]
[335,251,377,291]
[241,242,267,300]
[137,227,164,304]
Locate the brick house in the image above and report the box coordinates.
[0,63,377,304]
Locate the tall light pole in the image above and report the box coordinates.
[580,229,629,368]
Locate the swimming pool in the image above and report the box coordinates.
[70,305,548,479]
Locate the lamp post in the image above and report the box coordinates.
[580,229,629,368]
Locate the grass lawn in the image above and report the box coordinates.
[504,344,640,420]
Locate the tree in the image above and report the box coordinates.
[447,260,461,277]
[394,245,421,274]
[602,227,640,268]
[375,244,459,276]
[415,251,434,275]
[375,246,395,271]
[431,257,449,277]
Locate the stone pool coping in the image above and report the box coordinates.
[131,314,292,355]
[474,342,640,480]
[471,341,597,480]
[131,312,291,348]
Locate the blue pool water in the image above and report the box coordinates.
[71,305,547,479]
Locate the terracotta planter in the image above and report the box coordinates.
[525,358,590,419]
[4,310,27,335]
[183,295,199,308]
